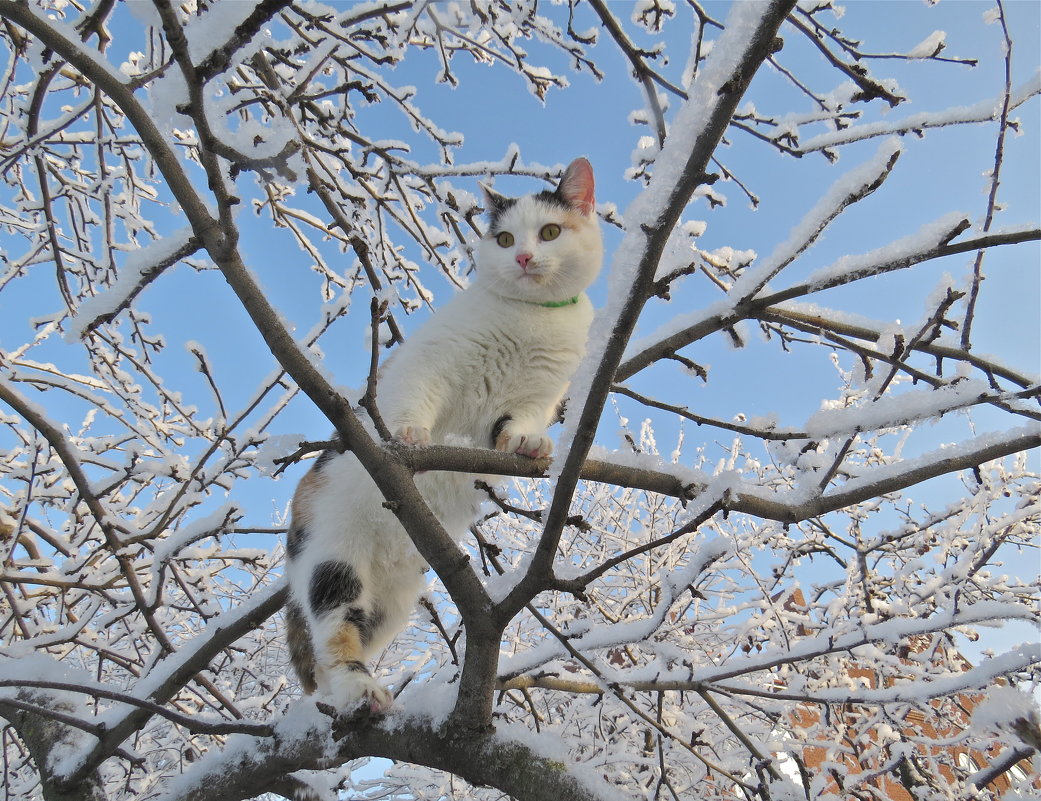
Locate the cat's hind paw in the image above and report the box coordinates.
[495,428,553,459]
[328,669,393,716]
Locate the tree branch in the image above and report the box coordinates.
[161,707,625,801]
[616,226,1040,382]
[387,426,1039,525]
[61,582,287,787]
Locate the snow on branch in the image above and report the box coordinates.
[799,69,1041,154]
[0,1,1037,799]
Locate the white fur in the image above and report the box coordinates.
[287,162,603,711]
[474,199,602,307]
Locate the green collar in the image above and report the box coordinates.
[534,296,580,308]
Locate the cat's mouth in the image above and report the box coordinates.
[517,262,547,283]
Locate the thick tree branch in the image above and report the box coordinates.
[617,226,1040,381]
[759,305,1038,390]
[388,426,1039,524]
[0,690,107,801]
[161,708,624,801]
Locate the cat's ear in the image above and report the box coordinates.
[480,182,511,213]
[556,157,596,216]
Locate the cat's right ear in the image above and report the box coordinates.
[557,157,596,216]
[480,183,510,214]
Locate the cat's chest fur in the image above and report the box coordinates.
[378,286,593,446]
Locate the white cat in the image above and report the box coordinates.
[285,158,602,712]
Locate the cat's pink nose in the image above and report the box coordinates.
[516,253,532,270]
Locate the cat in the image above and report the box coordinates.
[284,157,603,713]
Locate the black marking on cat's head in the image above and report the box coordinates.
[535,188,578,214]
[481,182,517,231]
[482,159,595,235]
[309,560,362,617]
[484,187,584,228]
[286,521,308,560]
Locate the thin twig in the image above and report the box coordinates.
[0,680,274,737]
[961,0,1013,350]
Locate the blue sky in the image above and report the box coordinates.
[3,1,1036,516]
[0,1,1035,525]
[323,0,1041,459]
[250,0,1041,662]
[1,0,1037,610]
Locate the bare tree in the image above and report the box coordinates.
[0,1,1037,800]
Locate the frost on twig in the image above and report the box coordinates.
[0,1,1037,800]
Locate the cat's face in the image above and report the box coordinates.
[476,158,602,304]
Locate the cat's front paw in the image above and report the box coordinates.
[395,425,431,447]
[328,669,394,716]
[495,427,553,459]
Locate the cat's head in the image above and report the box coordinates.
[476,158,602,305]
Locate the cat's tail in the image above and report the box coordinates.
[285,599,318,694]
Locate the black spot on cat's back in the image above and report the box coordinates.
[309,560,362,616]
[344,602,385,645]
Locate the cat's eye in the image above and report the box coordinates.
[496,231,514,248]
[540,224,562,242]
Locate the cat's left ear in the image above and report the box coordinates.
[556,157,596,216]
